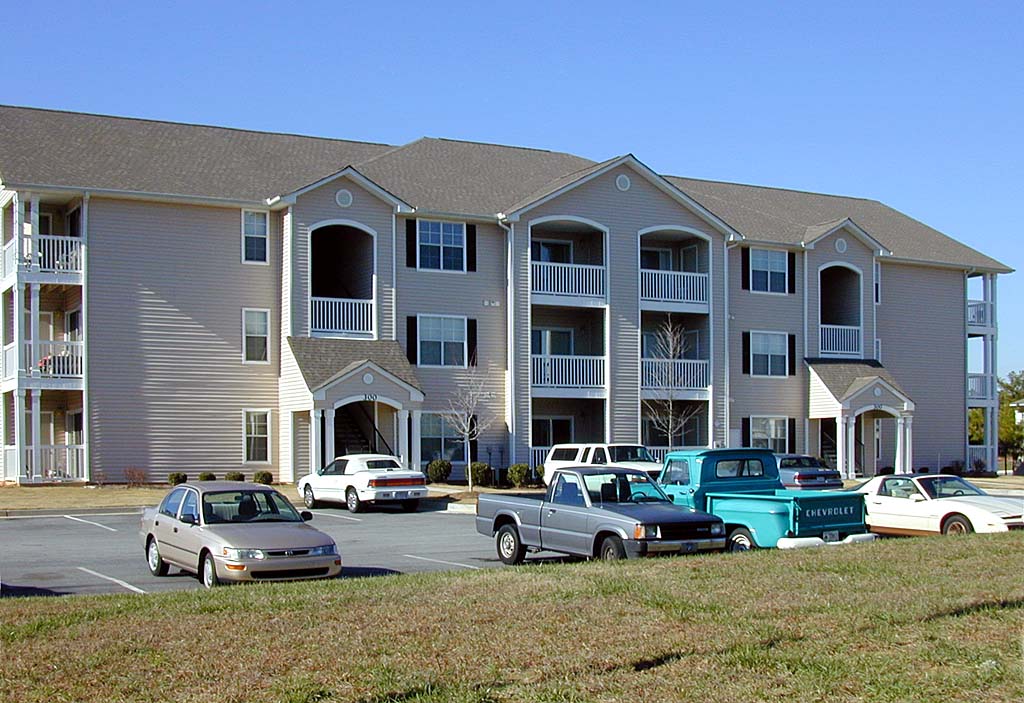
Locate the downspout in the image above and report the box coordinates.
[724,239,740,447]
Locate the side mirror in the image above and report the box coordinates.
[909,494,925,502]
[301,510,313,521]
[667,494,675,503]
[180,513,198,525]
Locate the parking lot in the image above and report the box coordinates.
[0,503,502,597]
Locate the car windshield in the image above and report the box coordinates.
[365,459,402,470]
[583,472,670,504]
[608,446,655,463]
[202,490,304,523]
[916,476,987,500]
[779,456,825,469]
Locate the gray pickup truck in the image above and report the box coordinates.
[475,467,726,564]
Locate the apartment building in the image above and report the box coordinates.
[0,106,1009,484]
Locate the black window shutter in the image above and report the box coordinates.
[742,417,750,447]
[406,316,418,364]
[787,252,796,294]
[742,332,750,374]
[788,334,797,376]
[469,414,478,462]
[467,319,478,366]
[741,248,750,290]
[466,224,477,272]
[788,418,797,453]
[405,219,417,268]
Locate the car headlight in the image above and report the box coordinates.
[222,547,266,560]
[308,544,338,556]
[710,522,725,536]
[634,524,661,540]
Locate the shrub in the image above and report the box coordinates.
[426,459,452,484]
[1014,461,1024,477]
[124,467,146,487]
[253,470,273,485]
[507,463,530,488]
[534,464,545,483]
[197,471,216,481]
[947,460,965,477]
[972,457,987,473]
[167,472,187,486]
[470,462,492,487]
[878,466,895,476]
[224,471,245,482]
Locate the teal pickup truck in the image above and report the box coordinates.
[658,448,875,551]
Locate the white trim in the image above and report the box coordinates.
[241,308,271,365]
[802,218,890,256]
[416,219,467,274]
[874,338,881,362]
[748,415,789,453]
[274,166,412,211]
[748,330,789,379]
[242,408,272,465]
[241,209,270,266]
[80,193,90,481]
[307,219,378,340]
[332,394,404,412]
[313,359,424,402]
[530,237,575,263]
[64,305,82,341]
[418,411,468,466]
[530,214,610,235]
[416,314,469,368]
[748,246,789,295]
[639,246,673,271]
[816,261,864,358]
[531,327,575,355]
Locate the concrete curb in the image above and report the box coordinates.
[0,506,146,518]
[443,502,477,515]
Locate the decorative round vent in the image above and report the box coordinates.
[873,387,883,398]
[835,237,848,253]
[615,174,631,192]
[336,189,353,208]
[362,372,374,385]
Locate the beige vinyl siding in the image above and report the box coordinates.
[806,230,876,357]
[396,218,507,480]
[87,198,280,482]
[515,167,726,459]
[807,368,841,418]
[875,262,967,469]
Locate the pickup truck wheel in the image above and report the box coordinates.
[496,524,526,565]
[147,537,169,576]
[727,528,756,552]
[303,486,318,509]
[346,488,363,513]
[400,499,419,512]
[942,514,973,536]
[600,535,627,561]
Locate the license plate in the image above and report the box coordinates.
[395,491,407,499]
[823,530,839,542]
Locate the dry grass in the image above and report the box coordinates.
[0,484,169,511]
[3,533,1024,702]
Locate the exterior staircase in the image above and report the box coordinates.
[333,407,371,457]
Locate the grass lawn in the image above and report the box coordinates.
[0,484,169,511]
[2,534,1023,702]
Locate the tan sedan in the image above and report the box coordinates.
[140,481,342,588]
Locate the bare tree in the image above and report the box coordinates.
[440,365,497,491]
[641,316,705,451]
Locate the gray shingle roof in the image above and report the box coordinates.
[805,358,910,401]
[287,337,421,392]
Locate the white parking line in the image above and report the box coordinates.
[403,554,481,570]
[311,511,361,522]
[0,511,140,521]
[76,567,147,594]
[64,515,118,532]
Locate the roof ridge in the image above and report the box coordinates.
[666,173,878,203]
[0,103,395,149]
[423,135,596,161]
[352,137,429,169]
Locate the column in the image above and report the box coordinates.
[12,193,24,264]
[835,415,847,479]
[846,416,857,479]
[324,407,335,463]
[29,283,39,374]
[30,388,41,480]
[410,409,422,470]
[904,416,914,472]
[895,416,906,473]
[13,282,24,373]
[14,389,25,480]
[397,409,410,468]
[311,409,323,472]
[29,194,39,270]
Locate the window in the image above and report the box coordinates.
[750,249,787,293]
[874,338,881,362]
[243,309,270,363]
[180,490,199,523]
[549,447,580,461]
[750,332,787,377]
[418,316,465,366]
[715,458,765,478]
[244,410,270,463]
[640,248,672,271]
[418,220,465,271]
[643,416,703,447]
[874,261,881,304]
[66,309,82,342]
[550,472,586,506]
[66,208,81,237]
[531,240,572,263]
[531,328,574,356]
[750,416,788,453]
[532,417,573,447]
[591,448,608,465]
[321,459,348,476]
[159,488,186,518]
[38,213,53,235]
[242,210,269,264]
[681,245,699,273]
[663,458,690,485]
[420,414,465,464]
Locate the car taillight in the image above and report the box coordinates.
[369,477,425,487]
[793,474,809,481]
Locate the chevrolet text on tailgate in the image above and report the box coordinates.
[658,448,875,551]
[476,467,726,564]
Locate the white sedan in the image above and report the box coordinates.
[298,454,428,513]
[855,474,1024,536]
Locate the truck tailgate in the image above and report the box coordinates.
[783,490,866,536]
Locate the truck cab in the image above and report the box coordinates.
[542,443,662,484]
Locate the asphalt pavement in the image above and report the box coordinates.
[0,502,505,597]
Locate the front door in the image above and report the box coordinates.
[540,473,592,556]
[867,477,930,534]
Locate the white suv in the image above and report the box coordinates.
[541,444,662,484]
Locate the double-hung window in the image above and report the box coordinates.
[750,416,787,453]
[242,211,269,264]
[419,316,465,366]
[751,332,787,377]
[418,220,465,271]
[750,249,787,293]
[244,410,270,463]
[421,414,465,464]
[243,309,270,363]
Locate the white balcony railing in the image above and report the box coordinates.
[640,270,709,305]
[2,239,16,278]
[820,324,861,357]
[2,343,15,379]
[967,445,991,470]
[641,359,710,390]
[967,300,992,327]
[35,235,83,273]
[5,445,86,481]
[531,447,549,469]
[531,261,606,299]
[311,297,373,335]
[31,340,85,378]
[968,373,994,401]
[531,354,605,389]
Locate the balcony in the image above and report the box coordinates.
[311,297,373,337]
[967,299,994,334]
[820,324,862,357]
[968,373,996,404]
[2,235,84,280]
[640,270,709,312]
[4,444,86,482]
[3,341,84,382]
[641,359,710,399]
[531,354,605,397]
[531,262,606,307]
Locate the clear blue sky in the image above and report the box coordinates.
[3,1,1020,373]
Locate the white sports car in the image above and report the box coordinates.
[854,474,1024,536]
[297,454,428,513]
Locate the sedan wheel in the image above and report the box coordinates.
[346,488,362,514]
[147,538,169,576]
[201,553,220,589]
[303,485,318,509]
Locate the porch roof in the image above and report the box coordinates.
[804,358,909,403]
[287,337,421,393]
